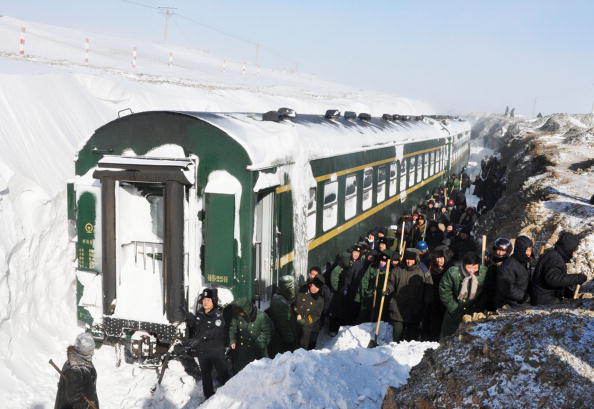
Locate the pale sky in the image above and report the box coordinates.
[2,0,594,115]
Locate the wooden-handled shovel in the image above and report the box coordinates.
[368,254,392,348]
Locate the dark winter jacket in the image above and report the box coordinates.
[185,306,227,354]
[229,298,273,372]
[439,264,487,338]
[530,233,587,305]
[494,236,533,309]
[386,261,433,323]
[295,286,325,327]
[483,256,506,312]
[54,347,99,409]
[425,225,445,250]
[268,281,299,356]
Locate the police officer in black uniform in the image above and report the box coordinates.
[179,288,229,399]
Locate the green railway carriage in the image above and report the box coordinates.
[69,108,470,346]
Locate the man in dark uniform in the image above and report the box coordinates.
[295,276,325,349]
[531,232,588,305]
[179,288,229,399]
[54,332,99,409]
[483,237,512,311]
[494,236,534,309]
[386,248,433,342]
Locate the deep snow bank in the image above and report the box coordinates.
[202,324,438,409]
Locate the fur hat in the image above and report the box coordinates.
[74,332,95,356]
[198,288,219,306]
[404,248,418,261]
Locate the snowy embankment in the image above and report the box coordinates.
[0,15,434,408]
[472,113,594,280]
[383,301,594,409]
[202,324,437,409]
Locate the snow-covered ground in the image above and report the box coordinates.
[0,16,437,409]
[201,324,437,409]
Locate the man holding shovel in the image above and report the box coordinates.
[52,332,99,409]
[385,248,434,342]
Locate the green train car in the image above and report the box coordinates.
[68,108,470,345]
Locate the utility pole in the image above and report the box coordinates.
[158,7,177,41]
[531,97,538,117]
[255,42,260,66]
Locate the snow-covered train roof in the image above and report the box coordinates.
[175,111,470,170]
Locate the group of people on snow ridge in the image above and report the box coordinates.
[54,168,589,407]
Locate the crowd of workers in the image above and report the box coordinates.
[54,164,590,407]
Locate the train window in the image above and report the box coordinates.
[407,157,415,188]
[436,150,440,172]
[431,150,437,175]
[416,155,423,184]
[389,162,398,197]
[306,187,316,240]
[424,153,430,178]
[362,167,373,210]
[399,161,406,193]
[377,165,388,203]
[323,180,338,231]
[344,174,357,220]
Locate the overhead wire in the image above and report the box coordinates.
[120,0,299,69]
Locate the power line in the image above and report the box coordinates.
[120,0,299,69]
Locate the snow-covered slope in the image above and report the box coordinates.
[0,16,434,408]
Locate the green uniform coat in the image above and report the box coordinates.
[229,299,273,373]
[438,264,487,338]
[268,293,299,356]
[294,286,324,349]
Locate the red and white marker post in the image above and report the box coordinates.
[132,47,137,69]
[168,52,173,67]
[84,38,90,65]
[19,27,26,56]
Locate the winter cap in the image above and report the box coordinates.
[462,252,481,266]
[555,232,579,254]
[432,245,449,260]
[512,235,534,263]
[234,297,254,317]
[74,332,95,357]
[378,252,389,262]
[307,276,324,289]
[378,237,388,245]
[309,266,322,276]
[427,200,435,206]
[514,236,533,253]
[555,232,580,262]
[350,244,362,253]
[278,275,296,300]
[404,248,418,261]
[199,288,219,306]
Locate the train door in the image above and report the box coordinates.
[92,156,195,326]
[254,190,276,306]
